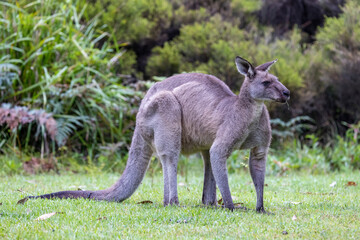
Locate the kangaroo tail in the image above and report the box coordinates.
[27,129,153,202]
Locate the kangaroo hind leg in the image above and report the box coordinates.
[201,150,217,206]
[142,91,182,206]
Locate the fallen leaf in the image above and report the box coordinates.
[217,198,223,205]
[77,188,83,191]
[25,180,37,184]
[234,202,246,210]
[35,212,64,221]
[265,184,268,187]
[0,203,2,205]
[234,202,244,207]
[346,181,357,186]
[17,197,29,205]
[329,181,336,187]
[97,216,107,221]
[137,200,153,204]
[301,192,334,196]
[292,215,297,221]
[35,212,56,221]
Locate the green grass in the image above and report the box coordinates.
[0,171,359,239]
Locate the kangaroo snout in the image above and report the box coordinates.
[283,90,290,98]
[279,89,290,103]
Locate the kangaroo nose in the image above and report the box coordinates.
[283,90,290,98]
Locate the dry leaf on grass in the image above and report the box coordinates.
[217,198,243,207]
[301,192,334,196]
[25,180,37,184]
[137,200,153,204]
[35,212,64,221]
[97,217,107,221]
[17,197,29,205]
[346,181,357,186]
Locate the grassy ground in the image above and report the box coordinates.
[0,171,359,239]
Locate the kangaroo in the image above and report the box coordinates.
[25,56,290,212]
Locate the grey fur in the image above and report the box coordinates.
[28,56,290,212]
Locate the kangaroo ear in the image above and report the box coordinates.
[255,59,277,72]
[235,56,255,78]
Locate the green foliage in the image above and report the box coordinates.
[316,0,360,57]
[146,42,181,77]
[231,0,262,12]
[172,6,210,27]
[328,122,360,170]
[268,136,329,175]
[0,0,142,164]
[1,0,358,174]
[293,0,360,135]
[147,16,309,90]
[147,15,254,88]
[267,121,360,175]
[271,116,315,142]
[83,0,173,43]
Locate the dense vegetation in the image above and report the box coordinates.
[0,0,359,174]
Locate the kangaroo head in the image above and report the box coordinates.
[235,56,290,103]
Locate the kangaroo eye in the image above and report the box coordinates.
[262,81,271,86]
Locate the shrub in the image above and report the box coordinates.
[83,0,173,43]
[293,0,360,137]
[147,15,254,89]
[147,16,309,91]
[0,0,141,165]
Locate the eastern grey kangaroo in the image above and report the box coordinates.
[26,56,290,212]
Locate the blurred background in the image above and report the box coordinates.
[0,0,359,176]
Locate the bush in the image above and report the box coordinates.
[147,16,309,92]
[0,0,141,165]
[292,0,360,137]
[147,15,254,89]
[83,0,173,43]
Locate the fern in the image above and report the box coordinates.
[271,116,315,140]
